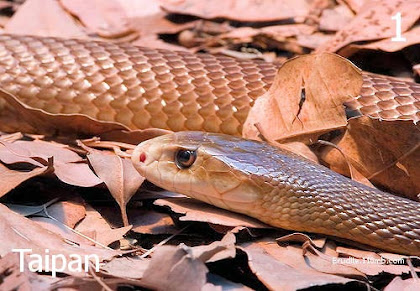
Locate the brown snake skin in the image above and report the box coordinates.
[0,34,419,255]
[0,34,418,136]
[133,132,420,256]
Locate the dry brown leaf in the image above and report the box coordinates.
[87,152,145,226]
[319,5,354,32]
[0,140,82,164]
[275,234,367,279]
[336,247,420,276]
[277,141,319,163]
[4,0,86,38]
[243,53,363,142]
[240,243,353,290]
[93,205,178,234]
[0,253,57,291]
[141,245,208,291]
[345,24,420,55]
[385,277,420,291]
[190,232,236,263]
[100,257,149,280]
[317,0,420,53]
[342,0,365,13]
[0,139,103,188]
[0,203,118,275]
[321,117,420,199]
[31,216,95,247]
[119,0,197,34]
[155,197,270,229]
[60,0,134,38]
[46,200,86,228]
[276,232,326,249]
[142,233,235,290]
[0,163,50,198]
[127,209,178,235]
[53,162,103,187]
[219,24,315,43]
[75,205,132,246]
[160,0,310,22]
[117,0,197,51]
[297,33,333,50]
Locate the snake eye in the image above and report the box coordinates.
[175,149,196,169]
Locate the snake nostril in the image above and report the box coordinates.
[139,152,146,163]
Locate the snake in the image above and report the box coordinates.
[0,34,419,255]
[132,132,420,256]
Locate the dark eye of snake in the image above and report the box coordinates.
[175,150,197,169]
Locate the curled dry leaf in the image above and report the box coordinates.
[141,245,208,291]
[321,117,420,199]
[0,139,102,188]
[141,232,235,290]
[0,163,50,198]
[239,242,353,290]
[120,0,199,51]
[317,0,420,53]
[87,151,145,226]
[243,53,363,143]
[60,0,134,38]
[346,25,420,55]
[154,197,270,229]
[275,235,368,280]
[160,0,310,22]
[4,0,86,38]
[190,232,236,263]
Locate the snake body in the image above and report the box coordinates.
[0,34,419,136]
[0,35,419,255]
[132,132,420,256]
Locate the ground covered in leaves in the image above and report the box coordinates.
[0,0,419,290]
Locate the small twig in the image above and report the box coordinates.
[367,143,420,180]
[316,139,356,179]
[407,257,420,280]
[79,139,135,158]
[89,262,114,291]
[0,132,23,142]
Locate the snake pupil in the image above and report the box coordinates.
[175,150,196,169]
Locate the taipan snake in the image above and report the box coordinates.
[0,34,418,255]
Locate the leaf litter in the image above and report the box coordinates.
[0,0,419,290]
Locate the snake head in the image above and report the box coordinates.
[132,131,261,213]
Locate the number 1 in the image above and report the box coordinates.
[391,12,407,42]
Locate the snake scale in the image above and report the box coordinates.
[0,34,418,255]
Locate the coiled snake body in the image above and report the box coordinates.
[0,35,419,255]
